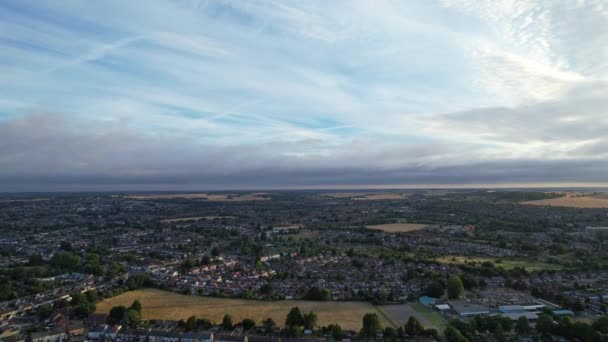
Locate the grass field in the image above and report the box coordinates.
[409,302,447,332]
[377,303,446,332]
[436,255,562,272]
[366,223,428,233]
[521,193,608,208]
[96,289,389,330]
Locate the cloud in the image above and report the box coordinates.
[0,0,607,190]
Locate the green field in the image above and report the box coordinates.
[436,255,562,272]
[96,288,390,330]
[409,302,447,332]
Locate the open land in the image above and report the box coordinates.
[436,255,562,272]
[124,193,270,201]
[96,289,390,330]
[324,192,409,200]
[367,223,429,233]
[377,303,446,332]
[160,216,236,223]
[522,192,608,208]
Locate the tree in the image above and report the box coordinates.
[51,251,80,271]
[303,311,317,330]
[592,316,608,334]
[515,316,530,335]
[211,246,221,257]
[109,306,127,324]
[361,313,382,338]
[130,300,142,313]
[384,327,396,339]
[73,302,96,318]
[444,326,469,342]
[28,253,44,266]
[242,318,256,330]
[263,318,276,334]
[124,309,141,328]
[222,314,233,330]
[260,283,274,298]
[305,286,331,300]
[536,314,554,336]
[285,307,304,327]
[405,316,424,336]
[184,316,197,331]
[241,289,254,299]
[448,276,464,299]
[424,280,444,298]
[493,323,505,342]
[331,324,344,340]
[35,304,53,319]
[85,290,99,303]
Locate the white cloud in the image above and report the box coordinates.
[0,0,606,189]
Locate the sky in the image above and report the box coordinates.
[1,0,607,191]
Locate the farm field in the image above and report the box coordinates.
[124,193,270,201]
[96,289,389,330]
[367,223,428,233]
[521,193,608,208]
[435,256,562,272]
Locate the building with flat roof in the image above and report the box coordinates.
[450,301,491,317]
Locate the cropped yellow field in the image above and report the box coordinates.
[367,223,428,232]
[96,289,389,330]
[522,193,608,208]
[160,216,236,223]
[125,193,269,201]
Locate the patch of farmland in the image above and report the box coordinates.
[96,288,390,330]
[521,193,608,208]
[160,216,236,223]
[366,223,428,233]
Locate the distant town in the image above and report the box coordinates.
[2,190,608,341]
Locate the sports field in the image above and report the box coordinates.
[96,288,389,330]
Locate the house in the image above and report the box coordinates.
[246,336,280,342]
[87,313,108,327]
[116,328,150,342]
[86,325,108,340]
[181,332,213,342]
[498,305,525,314]
[67,321,85,337]
[30,329,67,342]
[147,330,180,342]
[214,334,247,342]
[435,304,450,311]
[502,312,538,321]
[105,325,122,340]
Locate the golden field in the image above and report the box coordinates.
[521,193,608,208]
[160,216,236,223]
[96,289,390,330]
